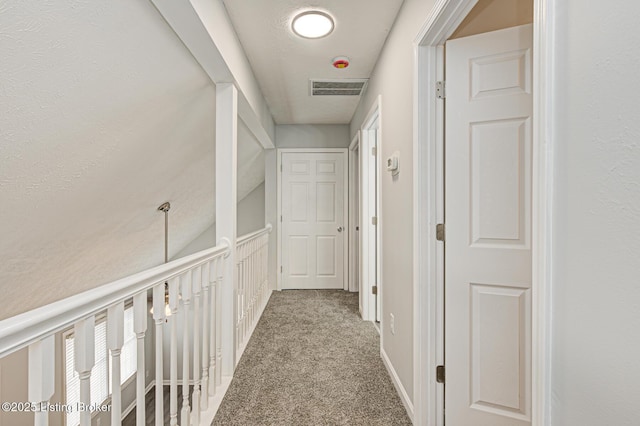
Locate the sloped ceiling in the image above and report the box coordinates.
[0,0,263,320]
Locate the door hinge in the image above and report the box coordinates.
[280,266,283,273]
[436,81,446,99]
[371,146,377,156]
[280,164,283,172]
[436,223,445,242]
[372,285,378,295]
[280,215,283,222]
[371,216,378,226]
[436,365,445,383]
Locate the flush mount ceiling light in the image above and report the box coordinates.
[292,11,334,39]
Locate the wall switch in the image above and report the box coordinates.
[390,313,395,335]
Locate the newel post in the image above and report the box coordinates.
[216,82,238,374]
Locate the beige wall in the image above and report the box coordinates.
[275,124,350,149]
[450,0,533,39]
[349,0,439,409]
[237,182,266,237]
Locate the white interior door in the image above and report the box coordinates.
[281,151,346,289]
[359,119,379,322]
[445,24,533,426]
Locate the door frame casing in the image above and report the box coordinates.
[412,1,555,425]
[359,96,382,323]
[276,148,349,291]
[348,133,361,294]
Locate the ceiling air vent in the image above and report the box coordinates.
[310,79,368,96]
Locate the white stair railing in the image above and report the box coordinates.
[0,225,272,425]
[235,224,272,361]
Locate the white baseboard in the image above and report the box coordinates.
[198,376,233,425]
[381,347,415,424]
[237,290,272,360]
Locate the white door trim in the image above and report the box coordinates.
[348,132,361,293]
[276,148,349,291]
[412,1,555,425]
[359,96,382,323]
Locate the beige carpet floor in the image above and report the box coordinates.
[212,290,412,426]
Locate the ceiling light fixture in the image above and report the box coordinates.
[292,11,334,39]
[150,202,173,319]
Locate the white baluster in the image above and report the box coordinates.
[209,258,218,397]
[251,239,257,328]
[180,272,191,426]
[152,284,166,426]
[262,236,268,304]
[28,335,54,426]
[107,302,124,426]
[74,316,95,426]
[244,242,250,340]
[168,276,179,426]
[201,263,210,410]
[191,266,202,425]
[216,266,223,386]
[237,251,243,349]
[133,293,147,426]
[244,243,249,341]
[260,236,266,307]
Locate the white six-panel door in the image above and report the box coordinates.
[281,151,346,289]
[445,24,533,426]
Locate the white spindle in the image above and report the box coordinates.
[248,241,253,337]
[237,250,243,349]
[133,293,147,426]
[168,276,180,426]
[191,266,202,425]
[152,284,166,426]
[107,302,124,426]
[261,236,266,303]
[209,258,217,397]
[180,272,191,426]
[216,267,223,386]
[201,263,210,410]
[74,316,95,426]
[28,335,54,426]
[245,242,250,339]
[251,239,257,327]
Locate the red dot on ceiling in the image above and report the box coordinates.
[332,56,350,69]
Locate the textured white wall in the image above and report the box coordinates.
[275,124,350,148]
[349,0,437,405]
[174,181,266,259]
[238,182,265,236]
[550,1,640,424]
[0,0,222,320]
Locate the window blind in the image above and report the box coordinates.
[65,306,137,426]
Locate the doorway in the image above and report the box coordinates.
[445,23,533,426]
[349,133,361,301]
[277,149,348,290]
[413,0,550,425]
[359,98,382,323]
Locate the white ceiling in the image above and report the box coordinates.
[222,0,404,124]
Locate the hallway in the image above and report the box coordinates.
[212,290,411,425]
